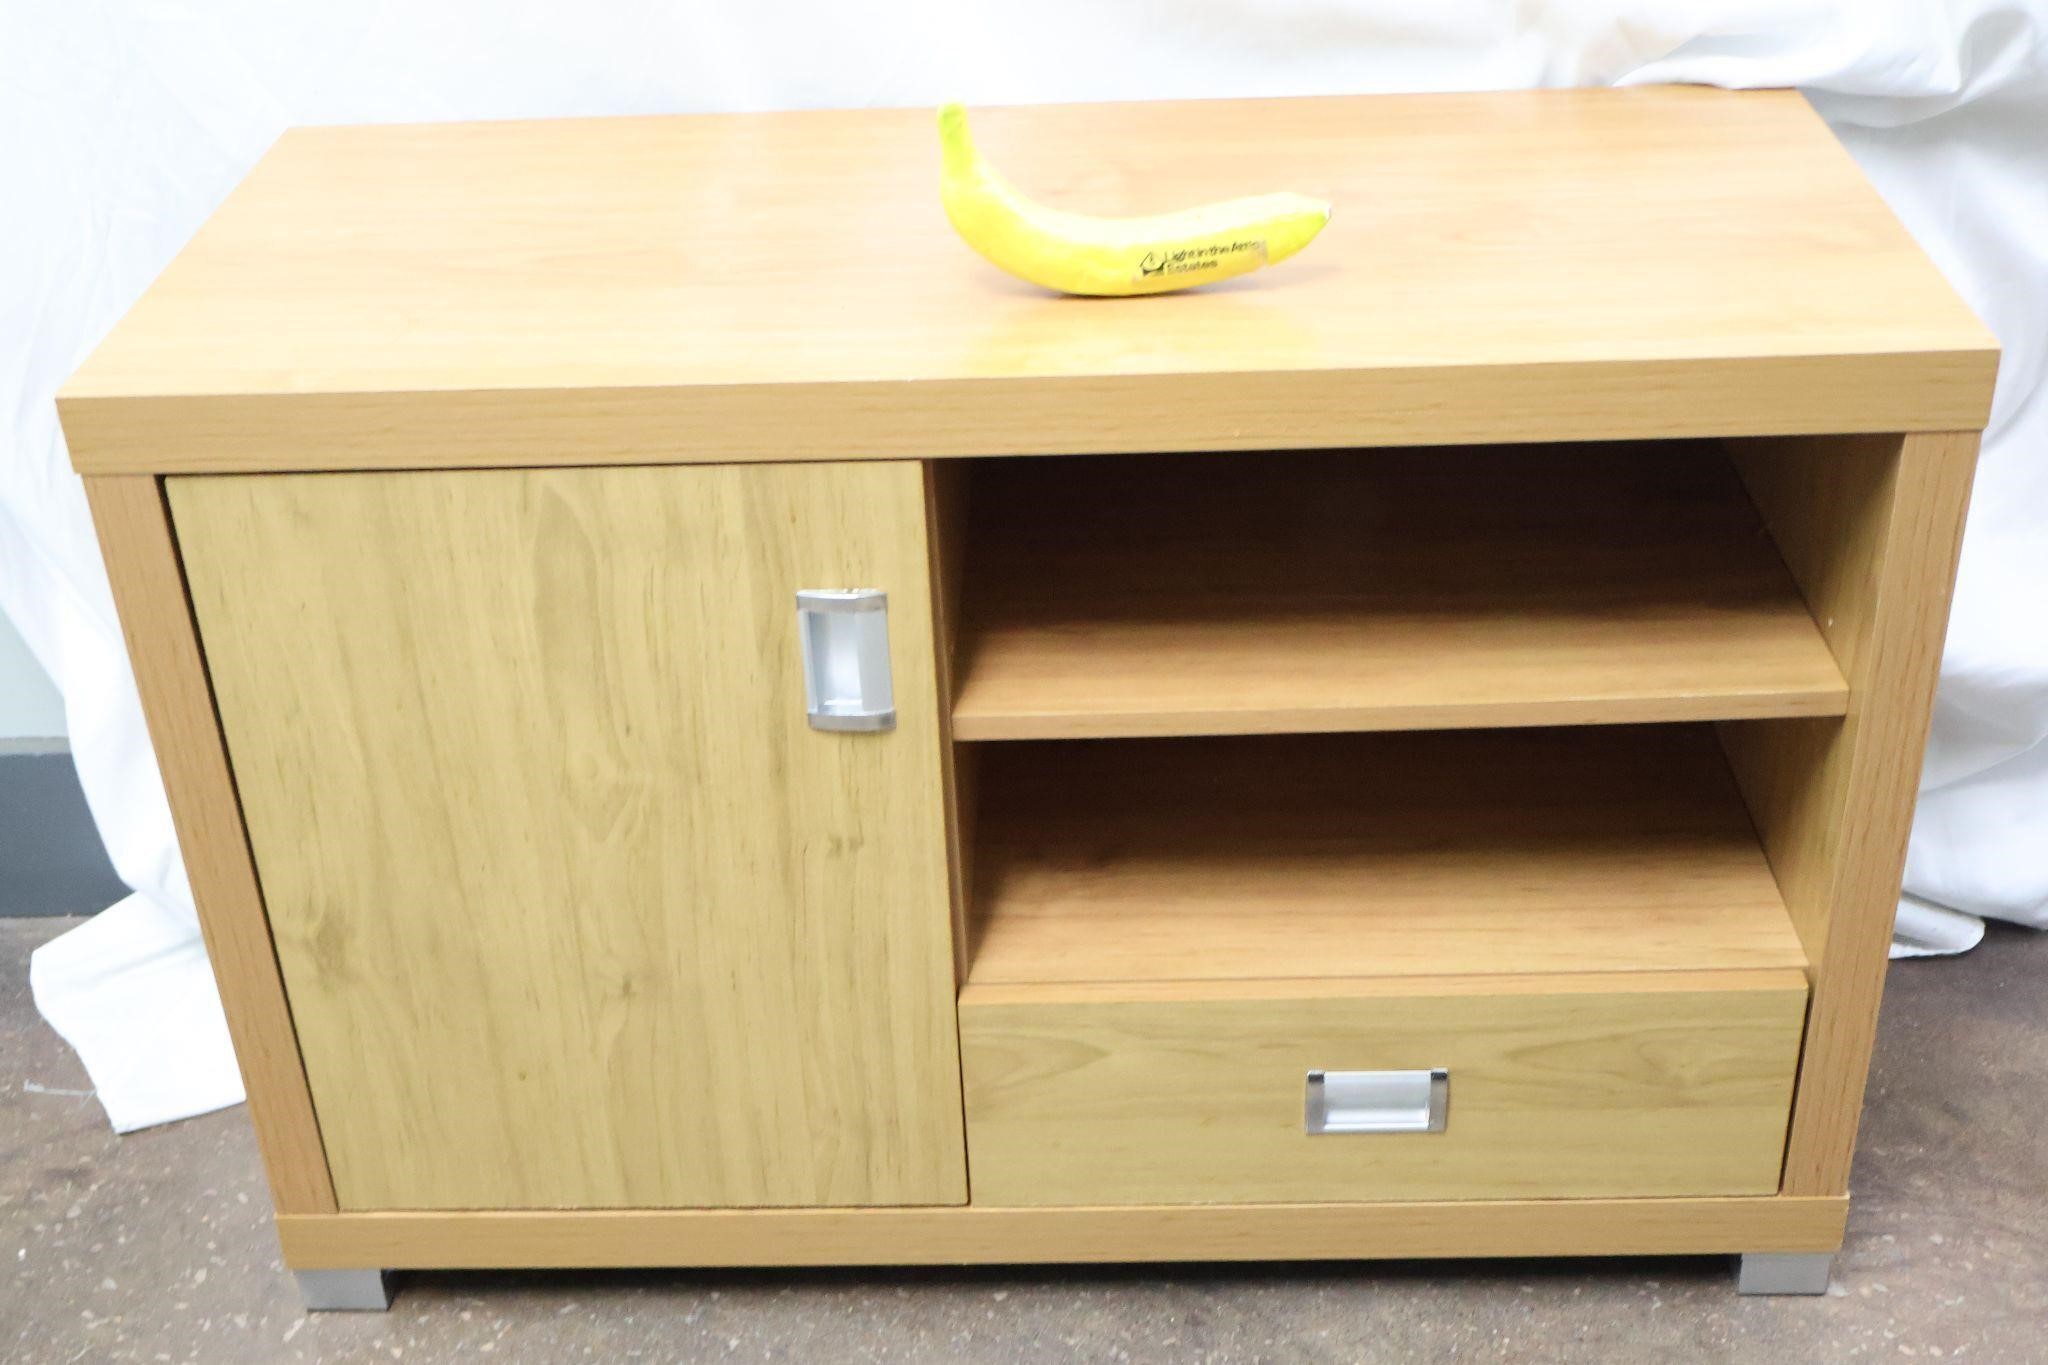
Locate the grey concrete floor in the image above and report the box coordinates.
[4,916,2044,1363]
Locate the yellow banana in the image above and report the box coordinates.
[938,103,1331,297]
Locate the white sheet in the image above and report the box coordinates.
[27,893,243,1132]
[4,0,2043,1131]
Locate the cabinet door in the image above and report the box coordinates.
[169,462,965,1210]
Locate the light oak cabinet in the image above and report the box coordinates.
[63,89,1997,1307]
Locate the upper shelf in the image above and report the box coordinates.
[60,88,1994,475]
[950,443,1848,741]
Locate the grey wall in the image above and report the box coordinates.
[1,612,125,915]
[0,613,66,743]
[0,752,128,915]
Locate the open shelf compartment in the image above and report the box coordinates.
[962,723,1808,992]
[954,723,1813,1207]
[948,442,1846,741]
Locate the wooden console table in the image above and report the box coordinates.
[61,87,1996,1308]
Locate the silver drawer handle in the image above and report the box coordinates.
[796,589,894,732]
[1305,1068,1449,1134]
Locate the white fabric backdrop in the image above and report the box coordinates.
[4,0,2043,1129]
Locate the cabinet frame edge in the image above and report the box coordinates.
[275,1195,1847,1270]
[1717,430,1981,1197]
[82,474,338,1215]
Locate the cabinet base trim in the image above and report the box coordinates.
[279,1196,1846,1270]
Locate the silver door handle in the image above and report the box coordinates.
[1304,1068,1449,1134]
[796,589,894,732]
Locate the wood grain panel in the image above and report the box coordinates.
[169,462,966,1210]
[277,1194,1849,1269]
[952,445,1847,740]
[82,476,337,1214]
[1719,431,1980,1197]
[966,727,1808,986]
[959,972,1808,1205]
[61,89,1994,475]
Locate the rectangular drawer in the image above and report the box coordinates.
[958,972,1807,1207]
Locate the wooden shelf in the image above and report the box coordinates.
[964,725,1807,989]
[950,444,1847,741]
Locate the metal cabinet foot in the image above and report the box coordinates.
[295,1268,393,1311]
[1737,1252,1833,1295]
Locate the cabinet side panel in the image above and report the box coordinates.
[1720,431,1979,1196]
[82,475,337,1214]
[168,462,966,1210]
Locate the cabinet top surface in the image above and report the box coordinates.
[62,88,1995,473]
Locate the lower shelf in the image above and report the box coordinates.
[964,725,1808,985]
